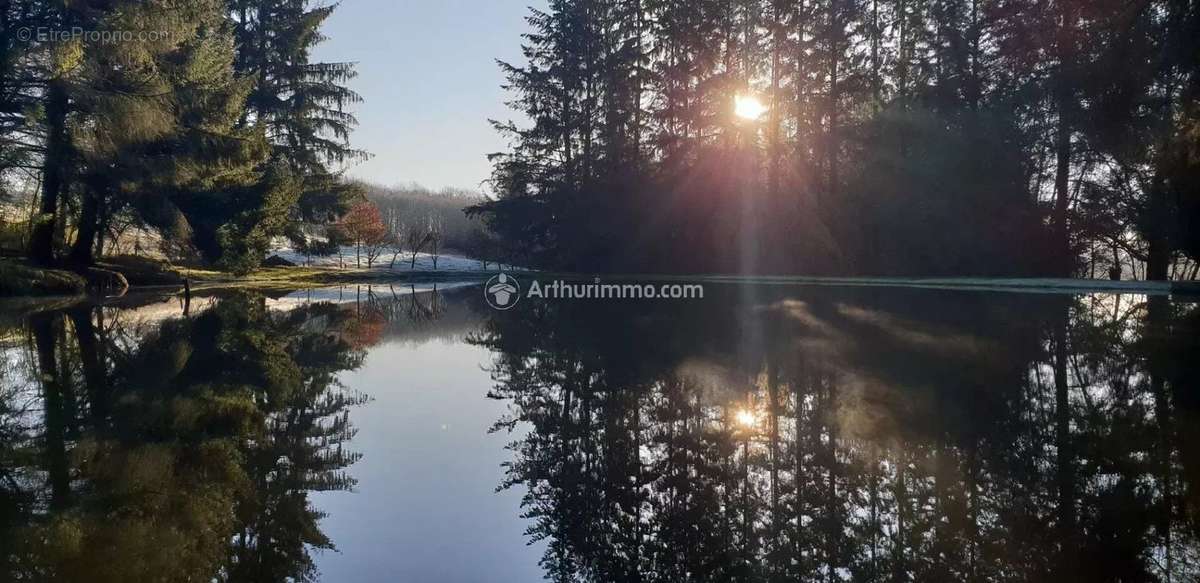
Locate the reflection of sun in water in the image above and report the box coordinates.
[734,94,767,120]
[735,409,758,428]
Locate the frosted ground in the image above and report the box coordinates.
[269,246,521,273]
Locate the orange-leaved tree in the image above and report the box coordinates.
[334,201,390,268]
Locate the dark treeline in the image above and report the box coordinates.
[473,0,1200,279]
[475,287,1200,581]
[0,0,363,273]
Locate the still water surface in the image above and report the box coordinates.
[1,282,1197,582]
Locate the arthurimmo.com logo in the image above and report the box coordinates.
[484,273,521,310]
[483,274,705,310]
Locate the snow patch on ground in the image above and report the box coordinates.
[268,246,521,273]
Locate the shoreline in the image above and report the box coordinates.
[4,256,1198,303]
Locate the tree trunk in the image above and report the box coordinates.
[633,0,644,165]
[30,81,69,266]
[69,307,108,424]
[827,7,841,202]
[1053,305,1076,580]
[96,194,111,257]
[1146,176,1170,281]
[794,372,805,569]
[31,312,71,509]
[766,359,781,568]
[1052,114,1073,274]
[1146,296,1173,574]
[1051,1,1076,275]
[69,185,102,266]
[768,0,783,202]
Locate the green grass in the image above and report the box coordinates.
[0,258,87,297]
[178,264,489,291]
[99,254,186,286]
[1,254,487,298]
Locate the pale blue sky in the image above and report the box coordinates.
[315,0,544,191]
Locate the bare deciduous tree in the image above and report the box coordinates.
[426,214,444,269]
[405,223,432,269]
[387,219,408,269]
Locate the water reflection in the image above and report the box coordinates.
[0,286,460,582]
[1,284,1198,581]
[476,287,1200,582]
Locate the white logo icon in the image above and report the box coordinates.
[485,273,521,310]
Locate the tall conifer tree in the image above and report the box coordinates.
[231,0,366,235]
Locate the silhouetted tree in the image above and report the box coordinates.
[476,0,1200,280]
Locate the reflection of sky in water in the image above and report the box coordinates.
[312,339,542,582]
[4,285,1198,582]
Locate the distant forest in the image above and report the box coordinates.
[473,0,1200,279]
[362,183,485,252]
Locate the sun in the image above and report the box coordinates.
[735,408,758,429]
[734,94,767,120]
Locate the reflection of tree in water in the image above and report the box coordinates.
[320,284,483,348]
[477,289,1200,582]
[0,293,374,582]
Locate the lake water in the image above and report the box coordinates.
[1,282,1198,581]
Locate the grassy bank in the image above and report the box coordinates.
[5,254,1196,300]
[0,259,88,296]
[1,251,502,298]
[179,264,492,291]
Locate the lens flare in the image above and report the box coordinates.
[734,95,767,120]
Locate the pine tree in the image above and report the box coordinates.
[231,0,367,236]
[25,0,86,265]
[60,0,286,270]
[0,0,44,196]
